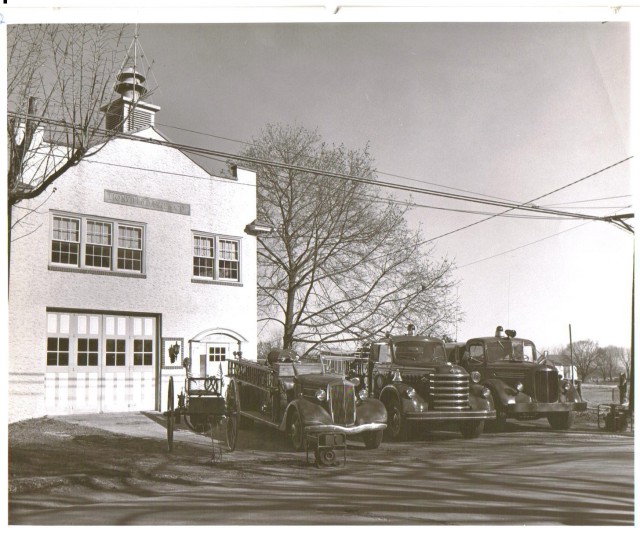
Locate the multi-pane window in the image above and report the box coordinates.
[118,226,143,272]
[193,236,215,278]
[193,234,240,282]
[77,338,99,366]
[208,346,227,362]
[51,216,80,266]
[47,337,70,366]
[133,339,153,366]
[218,239,239,281]
[85,221,112,268]
[106,339,126,366]
[50,213,144,274]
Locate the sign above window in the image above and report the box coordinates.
[105,190,190,216]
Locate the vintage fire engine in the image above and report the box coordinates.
[453,327,587,430]
[343,326,495,441]
[227,349,387,466]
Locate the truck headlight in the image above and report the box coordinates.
[351,377,361,387]
[315,389,327,401]
[514,382,524,392]
[470,371,481,384]
[405,387,417,399]
[561,380,571,393]
[358,388,369,400]
[482,387,491,399]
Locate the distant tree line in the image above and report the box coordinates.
[548,340,631,383]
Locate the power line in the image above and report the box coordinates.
[457,207,634,269]
[12,111,630,223]
[542,194,632,206]
[156,120,541,205]
[457,221,593,269]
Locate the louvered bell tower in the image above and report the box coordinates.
[101,33,160,133]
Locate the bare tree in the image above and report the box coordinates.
[570,339,601,383]
[256,333,283,360]
[600,345,631,380]
[619,347,631,378]
[241,124,459,353]
[7,24,128,235]
[595,346,617,382]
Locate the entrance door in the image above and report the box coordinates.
[205,343,229,380]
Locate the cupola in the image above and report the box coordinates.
[101,35,160,134]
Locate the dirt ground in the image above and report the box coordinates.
[8,409,634,525]
[8,409,603,495]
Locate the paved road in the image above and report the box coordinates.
[9,414,634,525]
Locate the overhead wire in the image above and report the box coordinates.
[10,111,631,223]
[457,206,634,269]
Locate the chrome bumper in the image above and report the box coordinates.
[405,409,496,421]
[303,422,386,435]
[508,401,587,414]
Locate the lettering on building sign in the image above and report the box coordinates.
[104,190,191,216]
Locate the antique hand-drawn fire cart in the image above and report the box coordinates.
[165,357,239,455]
[227,349,387,467]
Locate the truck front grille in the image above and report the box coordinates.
[429,372,469,410]
[534,368,559,402]
[329,383,356,425]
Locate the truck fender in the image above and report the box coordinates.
[469,383,492,411]
[356,398,388,425]
[484,378,516,409]
[379,384,425,413]
[279,397,333,432]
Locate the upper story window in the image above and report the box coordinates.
[192,233,241,283]
[52,216,80,266]
[50,213,144,274]
[86,220,112,269]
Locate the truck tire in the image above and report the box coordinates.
[547,411,574,430]
[385,397,409,441]
[460,420,484,439]
[362,430,383,449]
[288,408,305,451]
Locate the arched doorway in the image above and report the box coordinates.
[188,327,247,378]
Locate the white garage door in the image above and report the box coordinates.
[45,311,156,414]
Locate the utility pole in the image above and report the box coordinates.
[569,324,574,383]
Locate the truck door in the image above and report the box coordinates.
[463,342,486,378]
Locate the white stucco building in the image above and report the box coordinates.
[8,67,264,422]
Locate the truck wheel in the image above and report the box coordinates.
[547,411,574,430]
[385,398,409,441]
[460,420,484,439]
[362,430,383,449]
[288,408,305,451]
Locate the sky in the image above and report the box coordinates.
[135,21,633,350]
[2,6,635,351]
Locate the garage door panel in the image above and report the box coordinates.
[45,312,157,415]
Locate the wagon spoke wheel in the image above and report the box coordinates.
[225,380,239,452]
[167,377,175,452]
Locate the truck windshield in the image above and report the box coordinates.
[486,339,537,362]
[394,341,447,366]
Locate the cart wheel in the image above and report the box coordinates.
[225,380,239,451]
[167,377,175,452]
